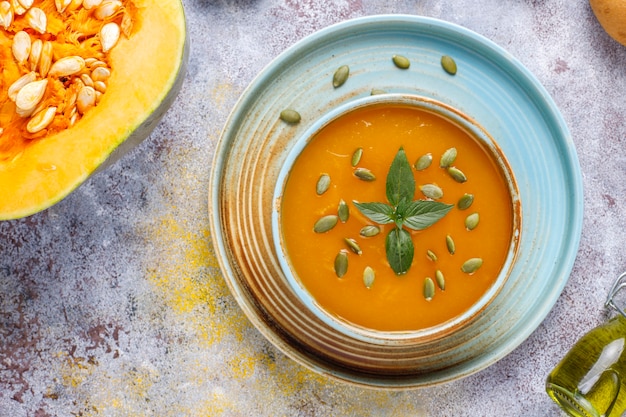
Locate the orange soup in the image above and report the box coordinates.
[280,103,516,332]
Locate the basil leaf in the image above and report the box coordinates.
[386,147,415,206]
[385,227,414,275]
[352,201,396,224]
[402,200,454,231]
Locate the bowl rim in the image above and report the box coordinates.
[271,93,522,344]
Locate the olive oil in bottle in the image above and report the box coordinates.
[546,272,626,417]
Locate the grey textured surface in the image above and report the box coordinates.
[2,0,626,416]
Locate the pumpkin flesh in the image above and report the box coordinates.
[0,0,188,220]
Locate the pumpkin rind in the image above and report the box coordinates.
[0,0,189,220]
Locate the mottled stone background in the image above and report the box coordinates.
[2,0,626,416]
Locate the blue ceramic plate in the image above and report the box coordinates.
[209,15,583,387]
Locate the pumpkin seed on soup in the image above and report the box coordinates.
[280,108,301,124]
[344,238,362,255]
[334,250,348,277]
[441,55,458,75]
[446,235,455,255]
[423,277,436,301]
[448,166,467,183]
[359,225,381,237]
[392,54,410,69]
[419,184,443,200]
[363,266,375,289]
[338,199,349,222]
[440,147,457,168]
[313,215,338,233]
[461,258,483,274]
[354,167,376,181]
[316,173,330,195]
[427,249,437,262]
[435,270,445,290]
[332,65,350,88]
[414,153,433,171]
[457,193,474,210]
[351,147,363,166]
[465,213,480,230]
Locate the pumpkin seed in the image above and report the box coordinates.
[359,225,380,237]
[435,270,445,290]
[38,40,52,77]
[447,166,467,183]
[427,249,437,262]
[15,79,47,117]
[461,258,483,274]
[25,7,46,34]
[354,167,376,181]
[370,88,387,95]
[441,55,457,75]
[435,269,446,291]
[440,147,457,168]
[280,108,301,124]
[8,71,36,102]
[332,65,349,88]
[94,0,122,20]
[334,250,348,278]
[392,54,410,69]
[465,213,480,230]
[313,214,338,233]
[12,30,30,64]
[423,277,435,301]
[316,173,330,195]
[344,238,362,255]
[414,153,432,171]
[0,2,13,30]
[457,193,474,210]
[49,56,85,77]
[100,21,120,53]
[76,86,97,114]
[28,38,41,71]
[338,199,349,222]
[351,147,363,167]
[446,234,455,255]
[363,266,375,289]
[26,106,56,133]
[420,184,443,200]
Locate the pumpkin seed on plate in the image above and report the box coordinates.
[313,215,338,233]
[441,55,457,75]
[280,108,301,124]
[392,54,410,69]
[370,88,387,95]
[316,173,330,195]
[332,65,350,88]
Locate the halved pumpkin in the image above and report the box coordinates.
[0,0,188,220]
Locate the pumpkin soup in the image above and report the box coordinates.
[280,103,517,332]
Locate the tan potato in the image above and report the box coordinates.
[590,0,626,46]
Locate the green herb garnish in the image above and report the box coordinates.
[353,147,453,274]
